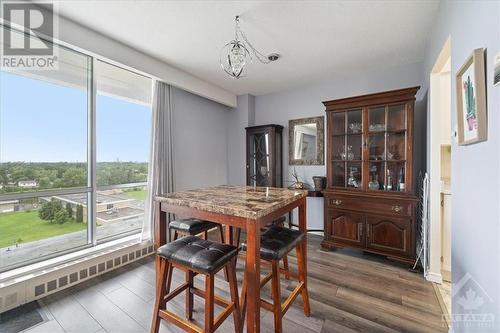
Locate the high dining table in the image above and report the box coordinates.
[154,185,308,333]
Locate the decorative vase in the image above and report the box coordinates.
[312,176,326,191]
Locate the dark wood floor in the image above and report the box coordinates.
[25,234,446,333]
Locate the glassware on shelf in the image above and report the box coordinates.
[347,145,354,160]
[368,165,380,190]
[398,165,405,191]
[349,122,362,134]
[347,167,359,188]
[369,123,386,132]
[385,169,393,191]
[368,174,380,190]
[338,147,346,160]
[338,145,355,160]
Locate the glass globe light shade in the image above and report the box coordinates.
[220,39,251,78]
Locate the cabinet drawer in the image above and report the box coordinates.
[327,196,413,217]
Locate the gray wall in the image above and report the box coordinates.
[224,62,427,230]
[171,87,231,191]
[422,1,500,331]
[252,61,427,189]
[227,94,255,185]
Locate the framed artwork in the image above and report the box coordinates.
[494,52,500,87]
[456,48,487,145]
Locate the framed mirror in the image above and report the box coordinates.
[289,116,324,165]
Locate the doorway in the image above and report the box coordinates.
[429,36,452,319]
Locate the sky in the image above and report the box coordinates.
[0,71,151,163]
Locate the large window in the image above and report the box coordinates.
[0,27,152,272]
[95,60,152,241]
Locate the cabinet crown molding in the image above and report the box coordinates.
[322,86,420,111]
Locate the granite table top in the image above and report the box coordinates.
[155,185,308,219]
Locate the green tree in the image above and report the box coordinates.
[76,204,84,223]
[66,203,74,219]
[54,209,69,224]
[38,200,64,223]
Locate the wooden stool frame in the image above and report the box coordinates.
[151,255,242,333]
[240,243,310,333]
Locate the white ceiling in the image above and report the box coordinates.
[56,1,439,96]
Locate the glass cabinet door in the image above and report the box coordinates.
[367,104,408,192]
[331,112,346,187]
[331,109,363,189]
[248,132,270,186]
[387,104,407,192]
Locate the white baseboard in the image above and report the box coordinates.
[0,239,154,314]
[426,271,443,284]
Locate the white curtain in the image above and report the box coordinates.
[142,80,174,242]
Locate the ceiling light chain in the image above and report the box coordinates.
[235,16,271,65]
[220,15,278,79]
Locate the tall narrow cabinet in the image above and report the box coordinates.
[246,125,283,187]
[322,87,419,264]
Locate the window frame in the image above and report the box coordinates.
[0,24,153,272]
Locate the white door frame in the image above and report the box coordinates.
[427,36,451,284]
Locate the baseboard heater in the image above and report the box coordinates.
[0,240,154,313]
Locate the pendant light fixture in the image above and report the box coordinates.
[220,16,279,79]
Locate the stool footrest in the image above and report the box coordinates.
[214,303,236,332]
[282,281,305,315]
[159,309,203,333]
[191,286,231,308]
[186,286,237,332]
[259,270,305,317]
[163,282,189,303]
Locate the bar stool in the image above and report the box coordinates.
[169,218,224,242]
[240,225,310,333]
[151,236,242,333]
[233,216,290,279]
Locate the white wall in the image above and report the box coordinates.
[171,87,231,191]
[422,1,500,331]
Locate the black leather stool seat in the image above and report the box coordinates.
[169,218,217,235]
[241,226,304,261]
[157,236,238,274]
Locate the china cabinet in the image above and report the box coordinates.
[246,125,283,187]
[322,87,419,263]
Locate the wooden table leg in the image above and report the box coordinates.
[245,219,261,333]
[155,208,167,301]
[298,198,311,316]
